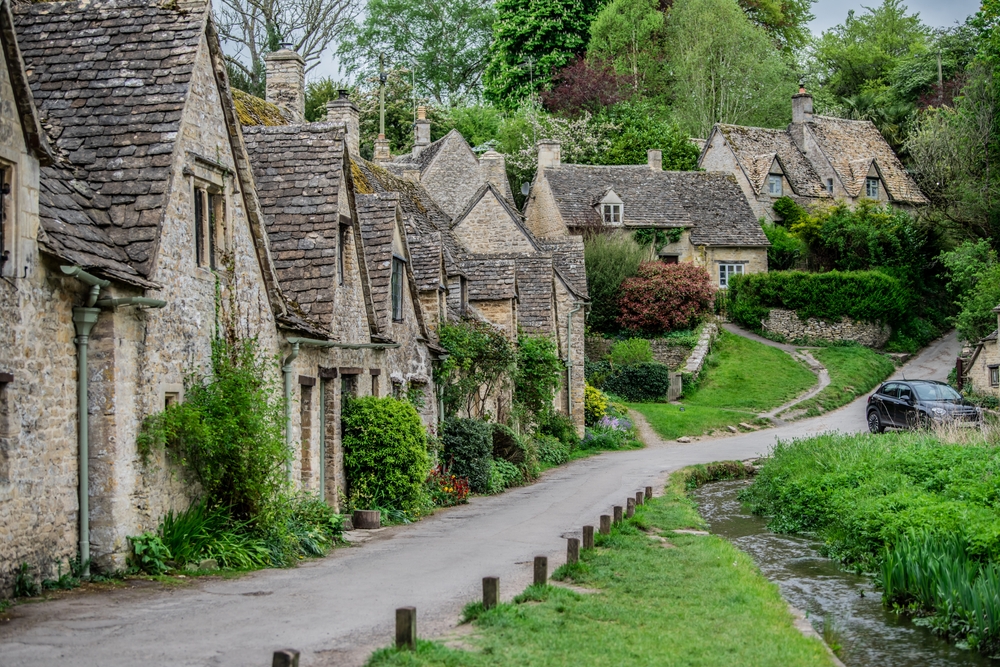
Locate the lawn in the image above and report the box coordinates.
[367,469,836,667]
[630,330,815,440]
[788,345,895,419]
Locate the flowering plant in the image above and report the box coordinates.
[426,465,470,507]
[597,415,633,432]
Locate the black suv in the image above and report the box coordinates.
[867,380,981,432]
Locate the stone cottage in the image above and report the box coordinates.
[523,143,769,288]
[961,306,1000,398]
[698,88,928,222]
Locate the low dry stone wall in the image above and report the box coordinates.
[584,336,691,371]
[761,308,891,348]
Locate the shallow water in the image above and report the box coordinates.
[691,479,998,667]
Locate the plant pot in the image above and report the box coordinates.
[353,509,381,529]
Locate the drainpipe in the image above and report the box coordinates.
[565,302,584,418]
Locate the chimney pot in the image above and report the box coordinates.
[647,149,662,171]
[326,92,360,156]
[537,140,561,169]
[792,87,813,124]
[264,48,305,123]
[417,106,427,121]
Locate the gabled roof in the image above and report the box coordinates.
[451,182,540,246]
[539,236,588,299]
[542,164,692,229]
[0,0,53,163]
[407,231,445,291]
[357,194,397,333]
[804,116,928,204]
[460,256,517,301]
[514,255,554,334]
[667,172,769,247]
[713,124,830,198]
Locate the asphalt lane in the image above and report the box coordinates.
[0,332,961,667]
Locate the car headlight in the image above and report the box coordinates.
[931,407,947,417]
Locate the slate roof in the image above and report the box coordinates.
[407,231,444,291]
[539,236,588,299]
[242,123,347,327]
[514,255,554,334]
[666,172,769,247]
[356,194,398,333]
[13,0,206,276]
[715,125,830,198]
[806,116,928,204]
[542,164,692,230]
[460,256,517,301]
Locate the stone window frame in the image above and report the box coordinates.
[767,174,783,196]
[990,365,999,387]
[717,261,745,288]
[391,255,406,322]
[186,155,232,274]
[826,178,834,194]
[0,161,15,278]
[865,177,880,199]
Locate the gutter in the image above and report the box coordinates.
[60,266,167,576]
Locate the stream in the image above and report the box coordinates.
[691,479,998,666]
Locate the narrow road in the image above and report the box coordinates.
[0,333,961,667]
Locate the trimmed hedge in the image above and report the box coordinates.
[727,270,910,331]
[441,418,493,493]
[601,362,673,402]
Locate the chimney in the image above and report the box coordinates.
[537,140,561,169]
[792,84,813,124]
[374,134,391,162]
[264,44,305,123]
[412,106,431,158]
[480,150,512,200]
[647,149,662,171]
[326,89,360,157]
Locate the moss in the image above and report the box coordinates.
[232,89,287,127]
[350,160,375,194]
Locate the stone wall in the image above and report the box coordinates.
[762,308,891,348]
[451,189,534,254]
[585,336,691,371]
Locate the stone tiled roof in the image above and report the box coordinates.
[715,124,830,198]
[665,172,769,247]
[13,0,205,276]
[806,116,928,204]
[539,236,588,299]
[542,164,692,229]
[356,194,397,332]
[243,123,346,327]
[460,256,516,301]
[983,329,998,343]
[233,89,289,127]
[514,255,553,334]
[407,231,443,291]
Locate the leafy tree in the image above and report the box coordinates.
[940,240,1000,342]
[737,0,814,51]
[617,262,716,334]
[587,0,666,93]
[436,319,517,418]
[665,0,797,138]
[483,0,607,108]
[541,58,630,116]
[434,105,503,146]
[594,101,700,167]
[337,0,495,105]
[304,77,345,122]
[583,231,648,334]
[762,222,805,270]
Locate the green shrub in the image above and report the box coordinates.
[539,411,580,449]
[584,231,648,334]
[342,396,430,512]
[128,533,171,575]
[441,418,493,493]
[762,222,805,270]
[609,338,653,366]
[536,434,570,465]
[487,458,523,494]
[513,332,564,426]
[584,359,612,388]
[584,384,609,426]
[437,319,517,417]
[601,362,672,402]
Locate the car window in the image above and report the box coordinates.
[881,383,900,398]
[913,383,962,401]
[899,385,914,401]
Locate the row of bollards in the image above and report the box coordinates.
[271,484,658,662]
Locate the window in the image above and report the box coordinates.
[391,256,405,321]
[602,203,622,225]
[865,177,880,199]
[0,166,10,268]
[826,178,834,194]
[718,263,744,288]
[338,225,348,285]
[990,365,999,387]
[661,255,678,265]
[194,185,225,269]
[880,383,900,398]
[767,174,783,196]
[300,384,313,483]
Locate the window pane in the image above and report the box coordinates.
[208,193,217,269]
[391,257,404,321]
[194,187,205,266]
[0,167,8,265]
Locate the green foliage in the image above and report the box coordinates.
[940,240,1000,342]
[157,500,271,570]
[342,396,430,512]
[538,411,581,449]
[584,383,609,426]
[13,562,40,598]
[304,77,344,123]
[137,337,288,525]
[491,422,538,482]
[601,362,673,402]
[608,338,652,366]
[632,226,683,252]
[128,533,171,575]
[513,332,564,426]
[787,345,896,417]
[736,0,814,51]
[487,458,524,493]
[441,417,493,493]
[583,231,647,334]
[595,102,701,167]
[771,197,807,227]
[665,0,797,138]
[587,0,666,92]
[435,105,503,147]
[437,319,517,417]
[727,270,910,330]
[762,223,805,271]
[535,433,571,465]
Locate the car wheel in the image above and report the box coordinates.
[868,410,884,434]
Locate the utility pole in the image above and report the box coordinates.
[379,52,387,138]
[937,50,944,106]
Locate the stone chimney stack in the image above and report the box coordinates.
[412,106,431,158]
[264,44,305,123]
[647,149,662,171]
[480,150,514,201]
[792,84,813,124]
[374,134,391,162]
[326,89,360,157]
[537,140,561,169]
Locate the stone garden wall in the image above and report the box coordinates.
[761,308,891,348]
[585,336,692,371]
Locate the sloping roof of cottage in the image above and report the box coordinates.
[539,235,588,299]
[233,89,289,127]
[407,231,444,291]
[668,171,769,246]
[13,0,206,276]
[460,256,517,301]
[542,164,693,229]
[356,194,397,333]
[514,255,554,334]
[714,124,831,198]
[805,115,928,204]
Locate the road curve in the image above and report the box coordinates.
[0,333,961,667]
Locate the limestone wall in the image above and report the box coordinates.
[584,336,690,371]
[451,189,534,254]
[966,340,999,398]
[762,308,891,348]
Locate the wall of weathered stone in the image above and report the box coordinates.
[523,170,568,239]
[420,135,482,219]
[584,336,691,371]
[967,340,999,397]
[761,308,891,348]
[552,278,585,434]
[451,189,534,255]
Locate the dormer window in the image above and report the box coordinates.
[767,174,783,196]
[865,177,880,199]
[602,203,622,225]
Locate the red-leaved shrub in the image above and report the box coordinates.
[616,262,715,334]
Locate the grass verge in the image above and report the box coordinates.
[627,402,768,440]
[366,467,836,667]
[786,345,895,419]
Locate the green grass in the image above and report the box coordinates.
[789,346,895,418]
[627,402,768,440]
[367,470,835,667]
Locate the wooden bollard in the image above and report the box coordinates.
[613,505,623,524]
[583,525,594,549]
[567,537,580,564]
[396,607,416,650]
[272,649,300,667]
[600,515,611,535]
[626,497,635,518]
[482,576,499,610]
[533,556,548,586]
[645,486,653,500]
[636,491,644,506]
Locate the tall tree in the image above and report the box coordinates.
[738,0,815,52]
[665,0,797,138]
[587,0,667,93]
[483,0,606,108]
[215,0,360,94]
[338,0,495,105]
